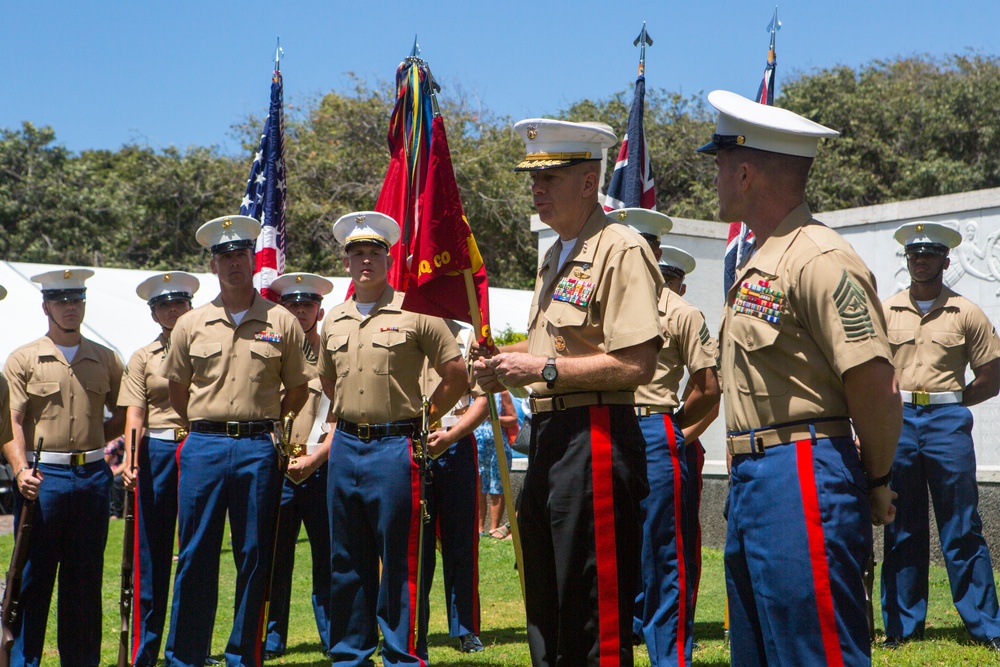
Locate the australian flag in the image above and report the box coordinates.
[604,74,656,211]
[240,69,286,302]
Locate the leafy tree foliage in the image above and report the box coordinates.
[2,54,999,287]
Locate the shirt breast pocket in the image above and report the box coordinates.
[370,330,408,375]
[543,300,588,330]
[249,341,281,381]
[26,381,61,421]
[931,331,965,370]
[887,329,916,360]
[326,334,351,377]
[190,341,223,382]
[85,379,110,418]
[728,315,788,396]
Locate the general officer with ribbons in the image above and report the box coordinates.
[4,269,125,667]
[698,91,901,665]
[318,211,467,666]
[475,120,663,667]
[880,222,1000,650]
[264,272,335,659]
[118,271,200,666]
[615,207,720,667]
[160,216,311,667]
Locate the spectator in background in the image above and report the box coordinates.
[475,390,517,539]
[105,434,126,518]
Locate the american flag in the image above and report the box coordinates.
[604,74,656,211]
[240,68,286,302]
[723,39,776,295]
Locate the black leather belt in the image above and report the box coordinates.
[338,418,420,442]
[189,419,275,438]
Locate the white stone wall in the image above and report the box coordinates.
[530,187,1000,479]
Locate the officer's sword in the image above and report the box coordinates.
[413,397,432,649]
[261,412,296,654]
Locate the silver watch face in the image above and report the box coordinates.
[542,361,557,381]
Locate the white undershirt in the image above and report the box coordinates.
[55,344,80,363]
[355,301,376,317]
[557,238,578,272]
[230,309,249,325]
[915,299,935,315]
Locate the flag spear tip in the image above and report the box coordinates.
[633,22,652,76]
[410,35,420,58]
[274,37,283,72]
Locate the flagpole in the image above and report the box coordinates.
[462,268,527,602]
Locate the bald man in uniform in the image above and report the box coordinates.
[475,119,663,667]
[264,272,335,659]
[697,91,900,665]
[881,222,1000,650]
[319,211,466,667]
[160,215,311,667]
[118,271,200,667]
[4,269,125,667]
[613,210,720,667]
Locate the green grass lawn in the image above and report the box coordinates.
[1,520,998,665]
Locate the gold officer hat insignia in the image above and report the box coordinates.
[162,274,171,282]
[526,125,538,140]
[295,275,303,283]
[222,218,232,229]
[617,210,628,221]
[63,270,72,279]
[356,214,366,225]
[915,223,924,232]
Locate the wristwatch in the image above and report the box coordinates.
[867,469,892,489]
[542,357,558,389]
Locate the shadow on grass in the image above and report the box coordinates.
[694,620,727,641]
[428,625,528,648]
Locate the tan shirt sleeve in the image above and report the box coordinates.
[277,313,313,390]
[105,349,125,412]
[418,316,462,369]
[0,373,11,445]
[964,302,1000,370]
[598,244,663,353]
[677,306,718,376]
[796,250,892,377]
[161,317,193,386]
[4,351,29,415]
[118,347,149,409]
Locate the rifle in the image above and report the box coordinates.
[413,397,432,649]
[0,437,44,667]
[118,430,138,667]
[261,412,295,652]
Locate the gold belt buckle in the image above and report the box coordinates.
[226,421,241,437]
[176,428,188,441]
[70,451,86,466]
[291,444,305,457]
[913,391,930,406]
[357,423,371,440]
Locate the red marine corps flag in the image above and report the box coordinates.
[374,48,492,346]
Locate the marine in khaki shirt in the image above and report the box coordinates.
[161,291,311,422]
[699,89,900,665]
[475,120,663,667]
[880,222,1000,649]
[119,335,187,432]
[2,269,125,667]
[318,288,461,425]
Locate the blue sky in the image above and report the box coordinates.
[2,0,997,156]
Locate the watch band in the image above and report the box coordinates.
[867,469,892,489]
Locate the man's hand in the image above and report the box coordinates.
[286,450,324,483]
[870,485,897,526]
[474,353,544,393]
[427,429,455,458]
[16,467,43,501]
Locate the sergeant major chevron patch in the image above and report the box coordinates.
[833,270,875,341]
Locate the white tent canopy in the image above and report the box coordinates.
[0,262,533,365]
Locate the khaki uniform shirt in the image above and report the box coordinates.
[5,336,123,453]
[289,343,325,445]
[0,374,13,445]
[884,286,1000,392]
[635,289,718,410]
[118,334,184,430]
[319,287,461,424]
[160,293,312,422]
[720,204,892,433]
[526,205,664,396]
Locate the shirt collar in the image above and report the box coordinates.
[740,202,812,279]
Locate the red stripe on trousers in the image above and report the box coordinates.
[407,442,427,666]
[692,441,704,609]
[795,440,845,667]
[589,407,620,667]
[131,484,141,661]
[664,417,687,667]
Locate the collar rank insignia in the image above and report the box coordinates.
[553,276,595,307]
[733,279,784,324]
[255,330,282,343]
